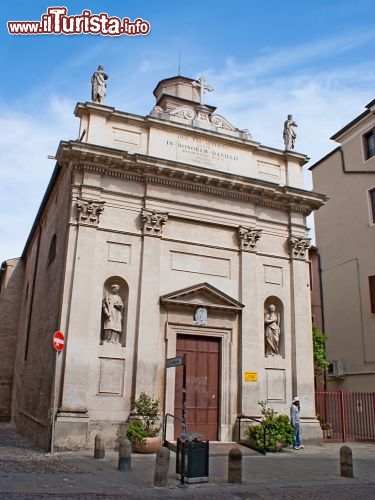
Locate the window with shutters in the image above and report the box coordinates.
[364,129,375,160]
[369,275,375,313]
[369,189,375,224]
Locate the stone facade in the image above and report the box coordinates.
[2,76,326,449]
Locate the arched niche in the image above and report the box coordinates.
[264,296,284,358]
[100,276,129,347]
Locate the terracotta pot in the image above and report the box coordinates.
[323,429,332,439]
[132,435,163,454]
[275,440,284,451]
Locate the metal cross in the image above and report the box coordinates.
[193,76,214,105]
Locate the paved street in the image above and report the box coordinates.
[0,423,375,498]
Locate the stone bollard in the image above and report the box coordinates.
[153,446,170,487]
[118,438,132,471]
[94,434,105,459]
[228,448,242,484]
[340,445,353,478]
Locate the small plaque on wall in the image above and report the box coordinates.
[244,371,258,382]
[266,368,286,401]
[99,358,125,395]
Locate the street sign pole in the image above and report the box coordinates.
[166,353,187,487]
[179,353,187,488]
[181,353,187,440]
[50,350,58,454]
[50,331,65,454]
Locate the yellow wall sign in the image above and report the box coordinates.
[244,371,258,382]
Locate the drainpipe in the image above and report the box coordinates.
[316,250,327,391]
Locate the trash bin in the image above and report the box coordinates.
[176,435,209,483]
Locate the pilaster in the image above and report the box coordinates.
[134,209,169,396]
[238,226,262,415]
[288,236,315,416]
[56,197,105,447]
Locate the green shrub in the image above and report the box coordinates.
[126,420,151,445]
[126,392,161,444]
[247,401,294,452]
[312,325,329,375]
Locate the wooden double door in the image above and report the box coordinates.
[174,335,220,441]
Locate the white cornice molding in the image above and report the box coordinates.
[57,141,326,215]
[160,282,244,312]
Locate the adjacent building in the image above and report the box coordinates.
[0,75,326,450]
[0,258,23,421]
[310,98,375,391]
[309,246,324,333]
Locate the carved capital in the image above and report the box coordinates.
[141,209,169,237]
[76,197,105,225]
[288,236,310,259]
[238,226,262,251]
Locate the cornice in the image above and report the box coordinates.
[58,141,326,216]
[160,281,244,312]
[74,102,115,118]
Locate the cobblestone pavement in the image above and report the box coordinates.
[0,423,80,475]
[1,422,375,499]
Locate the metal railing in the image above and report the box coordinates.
[316,391,375,442]
[162,413,184,452]
[236,415,267,455]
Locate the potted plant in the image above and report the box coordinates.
[126,392,162,453]
[247,401,294,452]
[317,414,333,439]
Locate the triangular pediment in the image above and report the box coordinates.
[160,282,244,312]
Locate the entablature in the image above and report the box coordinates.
[56,140,327,216]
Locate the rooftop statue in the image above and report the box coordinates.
[91,65,108,104]
[283,114,297,150]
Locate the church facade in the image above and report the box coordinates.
[3,76,326,449]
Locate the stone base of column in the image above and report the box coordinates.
[300,418,323,444]
[54,410,89,450]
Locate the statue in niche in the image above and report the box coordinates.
[102,284,123,343]
[91,65,108,103]
[264,304,281,356]
[283,114,297,150]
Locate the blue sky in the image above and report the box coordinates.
[1,0,375,262]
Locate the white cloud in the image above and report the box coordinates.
[203,58,375,165]
[2,30,375,260]
[210,30,375,82]
[0,97,76,261]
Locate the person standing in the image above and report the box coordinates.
[290,396,304,450]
